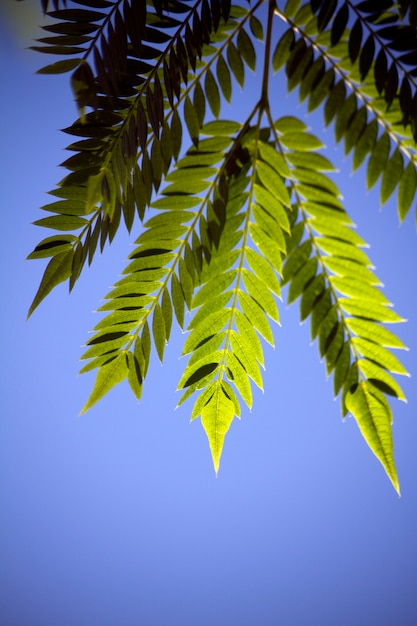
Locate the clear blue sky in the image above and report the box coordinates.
[1,3,417,625]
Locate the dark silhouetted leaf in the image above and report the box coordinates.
[359,34,375,81]
[374,48,388,94]
[317,0,337,31]
[331,3,349,46]
[349,19,363,64]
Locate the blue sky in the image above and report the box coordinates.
[1,3,417,625]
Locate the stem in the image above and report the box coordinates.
[260,0,276,108]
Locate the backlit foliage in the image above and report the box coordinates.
[28,0,417,492]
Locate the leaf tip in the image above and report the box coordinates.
[392,477,401,497]
[26,298,39,320]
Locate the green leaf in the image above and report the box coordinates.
[184,96,200,146]
[226,351,253,408]
[193,81,206,129]
[346,318,408,349]
[28,249,73,318]
[238,290,274,345]
[189,292,231,331]
[237,28,256,71]
[33,215,88,231]
[189,382,216,420]
[287,151,336,171]
[242,268,280,322]
[171,273,185,328]
[287,257,318,304]
[307,67,335,112]
[299,57,325,104]
[300,273,325,321]
[333,341,351,396]
[284,0,301,18]
[275,116,308,133]
[140,322,151,378]
[183,309,231,354]
[366,133,391,190]
[272,29,295,73]
[178,257,194,309]
[330,276,391,305]
[200,384,236,474]
[178,359,219,391]
[152,303,166,362]
[335,93,357,143]
[353,119,378,171]
[280,131,323,151]
[324,80,346,127]
[162,287,172,342]
[234,310,264,367]
[229,331,263,389]
[37,58,82,74]
[201,120,242,136]
[250,223,283,272]
[80,353,128,415]
[339,299,405,323]
[345,381,400,494]
[283,239,312,284]
[256,162,291,207]
[27,235,77,259]
[252,204,286,253]
[126,352,143,402]
[205,68,221,118]
[307,215,363,245]
[344,107,368,156]
[253,184,291,232]
[380,148,404,204]
[82,330,131,361]
[318,305,338,358]
[323,256,381,285]
[316,237,371,265]
[216,54,232,103]
[397,161,417,221]
[258,141,290,178]
[352,337,409,376]
[151,195,201,210]
[186,333,226,369]
[358,360,406,402]
[293,168,340,196]
[193,269,237,307]
[249,15,264,41]
[246,248,281,296]
[227,41,244,87]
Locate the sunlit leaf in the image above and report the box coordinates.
[200,384,236,474]
[345,382,400,494]
[352,337,409,376]
[28,0,413,489]
[80,353,128,414]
